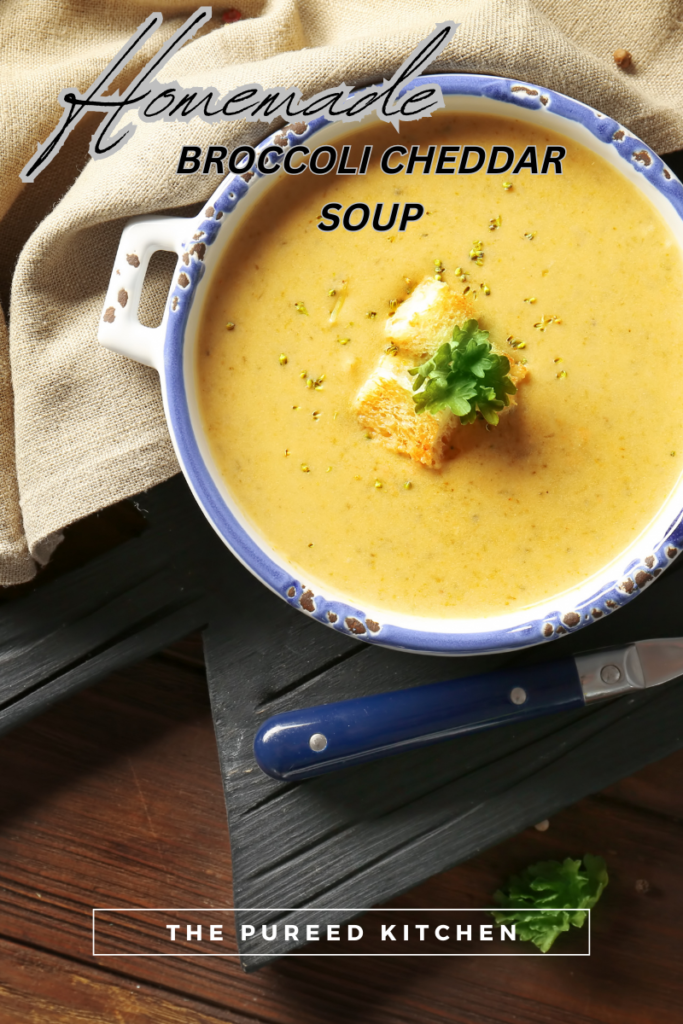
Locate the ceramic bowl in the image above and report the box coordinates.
[98,73,683,655]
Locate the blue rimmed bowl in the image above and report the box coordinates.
[98,74,683,655]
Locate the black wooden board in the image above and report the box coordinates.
[203,550,683,970]
[0,476,214,734]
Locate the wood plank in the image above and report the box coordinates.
[0,938,252,1024]
[601,747,683,820]
[0,600,212,737]
[0,640,681,1022]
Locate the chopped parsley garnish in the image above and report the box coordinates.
[409,318,516,425]
[490,854,609,953]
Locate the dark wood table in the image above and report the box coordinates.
[0,627,681,1023]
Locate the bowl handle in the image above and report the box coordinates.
[98,215,190,370]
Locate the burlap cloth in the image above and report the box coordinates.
[2,0,683,584]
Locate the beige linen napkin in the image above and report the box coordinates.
[2,0,683,584]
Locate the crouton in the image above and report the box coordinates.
[356,276,528,467]
[385,277,476,360]
[354,354,456,467]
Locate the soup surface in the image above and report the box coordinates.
[196,113,683,619]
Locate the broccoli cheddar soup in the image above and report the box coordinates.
[196,113,683,619]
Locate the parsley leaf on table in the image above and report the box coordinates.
[408,318,516,425]
[490,854,609,953]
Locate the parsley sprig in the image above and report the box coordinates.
[490,854,609,952]
[408,319,516,425]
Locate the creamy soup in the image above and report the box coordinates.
[196,113,683,619]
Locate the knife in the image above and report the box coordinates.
[253,639,683,781]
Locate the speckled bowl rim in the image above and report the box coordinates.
[160,73,683,655]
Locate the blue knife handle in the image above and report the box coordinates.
[253,658,584,780]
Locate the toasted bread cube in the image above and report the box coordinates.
[354,352,528,467]
[354,355,456,467]
[385,277,475,361]
[357,272,528,466]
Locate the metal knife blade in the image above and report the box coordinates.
[254,638,683,781]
